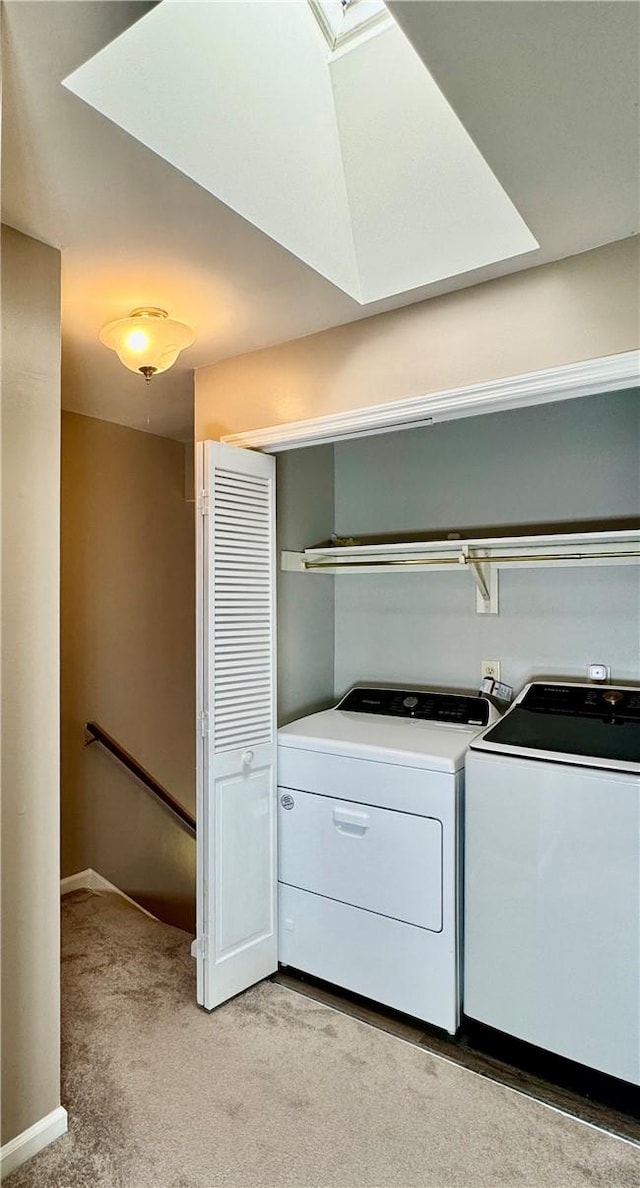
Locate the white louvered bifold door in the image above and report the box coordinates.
[196,441,277,1010]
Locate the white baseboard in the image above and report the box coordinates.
[60,868,158,921]
[59,868,94,895]
[0,1105,68,1179]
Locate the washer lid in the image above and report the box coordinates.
[278,708,490,773]
[471,681,640,774]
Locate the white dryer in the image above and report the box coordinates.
[277,685,499,1034]
[464,680,640,1085]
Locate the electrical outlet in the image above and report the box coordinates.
[481,660,501,682]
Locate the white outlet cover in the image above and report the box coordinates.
[481,661,501,680]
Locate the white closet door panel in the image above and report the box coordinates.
[196,441,277,1011]
[215,762,274,955]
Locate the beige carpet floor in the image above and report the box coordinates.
[8,890,640,1188]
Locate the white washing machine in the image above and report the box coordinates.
[277,685,499,1034]
[464,680,640,1085]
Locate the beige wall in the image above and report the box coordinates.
[195,238,640,439]
[61,413,196,931]
[1,226,62,1144]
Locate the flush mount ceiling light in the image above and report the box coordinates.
[99,307,195,382]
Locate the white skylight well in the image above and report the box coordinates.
[63,0,539,305]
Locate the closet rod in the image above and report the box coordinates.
[303,549,640,571]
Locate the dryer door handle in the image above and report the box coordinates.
[333,806,370,835]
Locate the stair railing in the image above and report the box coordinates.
[84,721,196,837]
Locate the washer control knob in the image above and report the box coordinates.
[403,695,418,709]
[602,691,623,706]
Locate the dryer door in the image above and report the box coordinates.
[279,788,442,930]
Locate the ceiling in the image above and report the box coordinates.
[2,1,638,442]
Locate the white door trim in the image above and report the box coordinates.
[221,350,639,452]
[0,1106,68,1178]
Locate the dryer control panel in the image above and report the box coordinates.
[337,686,491,727]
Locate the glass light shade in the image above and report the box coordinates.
[99,307,195,380]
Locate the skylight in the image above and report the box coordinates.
[63,0,538,305]
[308,0,392,53]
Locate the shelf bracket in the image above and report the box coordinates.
[281,551,306,573]
[474,563,499,615]
[460,548,499,614]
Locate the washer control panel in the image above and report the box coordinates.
[337,686,491,727]
[522,683,640,722]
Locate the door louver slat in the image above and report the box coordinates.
[214,559,271,569]
[217,475,267,492]
[214,708,271,725]
[215,691,271,706]
[214,671,271,684]
[214,572,270,581]
[214,587,270,594]
[214,645,271,655]
[212,468,274,754]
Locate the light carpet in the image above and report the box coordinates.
[8,890,639,1188]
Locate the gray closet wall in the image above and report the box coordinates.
[332,389,640,695]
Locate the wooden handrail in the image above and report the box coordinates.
[84,722,196,837]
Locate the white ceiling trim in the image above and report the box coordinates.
[221,351,640,452]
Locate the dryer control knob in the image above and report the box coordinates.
[403,695,418,709]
